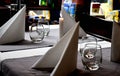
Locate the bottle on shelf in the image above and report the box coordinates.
[39,0,47,6]
[63,0,72,13]
[48,0,54,9]
[69,3,76,17]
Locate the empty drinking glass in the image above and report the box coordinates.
[38,17,50,36]
[29,23,45,43]
[81,43,102,71]
[79,35,97,55]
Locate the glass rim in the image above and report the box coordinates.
[84,43,102,48]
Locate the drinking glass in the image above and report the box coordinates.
[79,35,97,55]
[38,17,50,36]
[29,23,45,43]
[81,43,102,71]
[43,23,50,36]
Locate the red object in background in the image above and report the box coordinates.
[4,0,10,4]
[72,0,84,5]
[92,3,100,8]
[0,0,11,5]
[5,0,10,3]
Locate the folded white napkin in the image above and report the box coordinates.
[59,7,86,39]
[32,22,79,76]
[0,6,26,44]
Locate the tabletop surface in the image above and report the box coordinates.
[71,48,120,76]
[1,48,120,76]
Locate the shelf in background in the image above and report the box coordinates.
[27,6,51,10]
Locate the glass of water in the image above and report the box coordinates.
[81,43,102,71]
